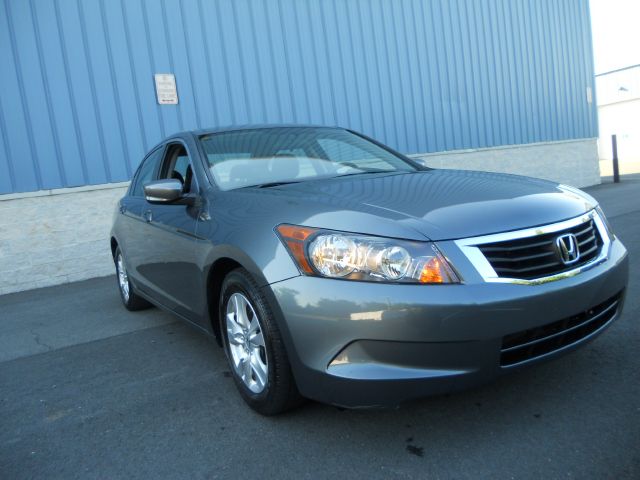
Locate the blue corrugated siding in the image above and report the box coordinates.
[0,0,597,194]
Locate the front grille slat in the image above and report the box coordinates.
[578,243,599,257]
[578,234,596,246]
[493,260,563,274]
[480,238,555,253]
[484,250,556,263]
[478,219,603,280]
[500,292,622,367]
[572,224,593,237]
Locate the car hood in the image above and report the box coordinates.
[225,170,597,241]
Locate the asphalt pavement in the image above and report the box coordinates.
[1,175,639,479]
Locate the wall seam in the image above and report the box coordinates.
[0,95,17,192]
[120,0,148,153]
[275,0,297,122]
[98,0,131,177]
[141,0,166,138]
[52,0,89,184]
[159,0,184,131]
[178,0,202,128]
[230,0,255,123]
[261,0,284,123]
[196,0,220,127]
[4,0,44,189]
[29,0,67,186]
[213,0,237,124]
[76,0,112,182]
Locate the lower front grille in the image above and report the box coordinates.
[500,292,622,367]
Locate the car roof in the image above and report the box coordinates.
[148,125,347,158]
[187,124,344,138]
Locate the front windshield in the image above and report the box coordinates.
[199,127,417,190]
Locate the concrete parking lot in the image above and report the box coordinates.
[1,176,639,479]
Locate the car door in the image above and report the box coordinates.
[135,141,203,320]
[121,145,165,289]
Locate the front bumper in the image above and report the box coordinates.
[264,234,629,408]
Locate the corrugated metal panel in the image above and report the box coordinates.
[0,0,597,194]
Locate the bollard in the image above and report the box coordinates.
[611,134,620,183]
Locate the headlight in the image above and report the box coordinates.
[595,206,615,240]
[276,224,460,284]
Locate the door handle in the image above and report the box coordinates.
[143,210,153,223]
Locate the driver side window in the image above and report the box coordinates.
[131,147,164,197]
[158,143,195,193]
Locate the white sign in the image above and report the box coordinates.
[154,73,178,105]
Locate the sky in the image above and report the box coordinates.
[590,0,640,74]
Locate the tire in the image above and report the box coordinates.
[114,246,152,311]
[219,268,302,415]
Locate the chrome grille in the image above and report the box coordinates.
[500,292,622,367]
[477,219,602,280]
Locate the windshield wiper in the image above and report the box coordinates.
[244,171,396,189]
[332,169,396,178]
[254,180,303,188]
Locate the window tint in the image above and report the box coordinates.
[205,152,252,185]
[317,138,397,172]
[132,147,164,197]
[272,147,319,177]
[159,144,194,193]
[199,127,415,190]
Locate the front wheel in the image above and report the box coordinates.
[114,246,152,311]
[220,268,302,415]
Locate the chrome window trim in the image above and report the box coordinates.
[455,209,611,285]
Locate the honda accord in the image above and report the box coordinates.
[110,126,628,415]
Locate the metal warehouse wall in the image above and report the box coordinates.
[0,0,597,195]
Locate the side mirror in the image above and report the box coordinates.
[412,157,430,169]
[144,179,184,204]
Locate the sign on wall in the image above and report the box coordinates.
[154,73,178,105]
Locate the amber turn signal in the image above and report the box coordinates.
[276,224,317,274]
[419,257,444,283]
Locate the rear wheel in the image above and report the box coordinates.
[114,246,152,311]
[220,268,302,415]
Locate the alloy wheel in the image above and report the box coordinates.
[225,292,268,393]
[116,253,130,302]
